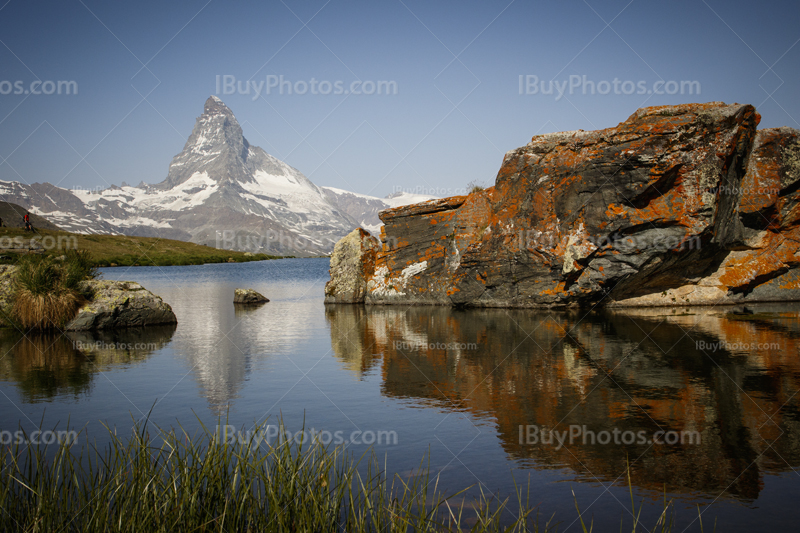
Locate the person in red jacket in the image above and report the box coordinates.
[23,212,31,231]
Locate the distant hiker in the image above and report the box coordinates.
[23,212,31,231]
[0,217,3,227]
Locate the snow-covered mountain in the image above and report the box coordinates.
[0,97,437,254]
[322,188,438,235]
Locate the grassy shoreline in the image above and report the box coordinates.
[1,420,539,532]
[0,228,291,267]
[0,419,709,532]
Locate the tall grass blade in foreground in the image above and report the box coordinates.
[0,419,543,532]
[0,418,702,532]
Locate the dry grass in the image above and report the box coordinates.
[9,252,92,330]
[12,289,84,329]
[467,179,485,193]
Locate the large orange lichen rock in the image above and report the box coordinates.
[328,102,800,307]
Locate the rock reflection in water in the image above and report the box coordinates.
[326,304,382,378]
[233,302,268,318]
[0,326,176,402]
[325,304,800,500]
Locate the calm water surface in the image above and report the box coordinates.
[1,258,799,531]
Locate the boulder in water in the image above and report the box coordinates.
[233,288,269,304]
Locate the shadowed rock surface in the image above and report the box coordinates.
[613,126,800,306]
[327,102,800,307]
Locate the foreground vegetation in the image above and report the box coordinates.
[0,419,714,532]
[0,227,284,267]
[9,250,97,329]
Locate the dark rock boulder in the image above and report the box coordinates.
[612,126,800,306]
[233,288,269,304]
[66,280,177,330]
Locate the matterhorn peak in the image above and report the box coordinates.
[146,96,355,251]
[7,96,365,256]
[158,96,250,189]
[204,95,234,116]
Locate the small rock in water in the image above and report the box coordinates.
[234,288,269,304]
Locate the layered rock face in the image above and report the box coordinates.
[614,126,800,306]
[329,102,800,307]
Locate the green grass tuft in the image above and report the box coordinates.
[60,249,98,289]
[10,251,97,329]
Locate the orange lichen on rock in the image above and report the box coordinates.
[326,103,799,307]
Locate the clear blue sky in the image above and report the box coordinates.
[1,0,798,198]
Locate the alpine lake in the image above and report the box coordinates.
[1,258,798,531]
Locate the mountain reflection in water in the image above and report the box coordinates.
[325,303,800,501]
[0,326,176,402]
